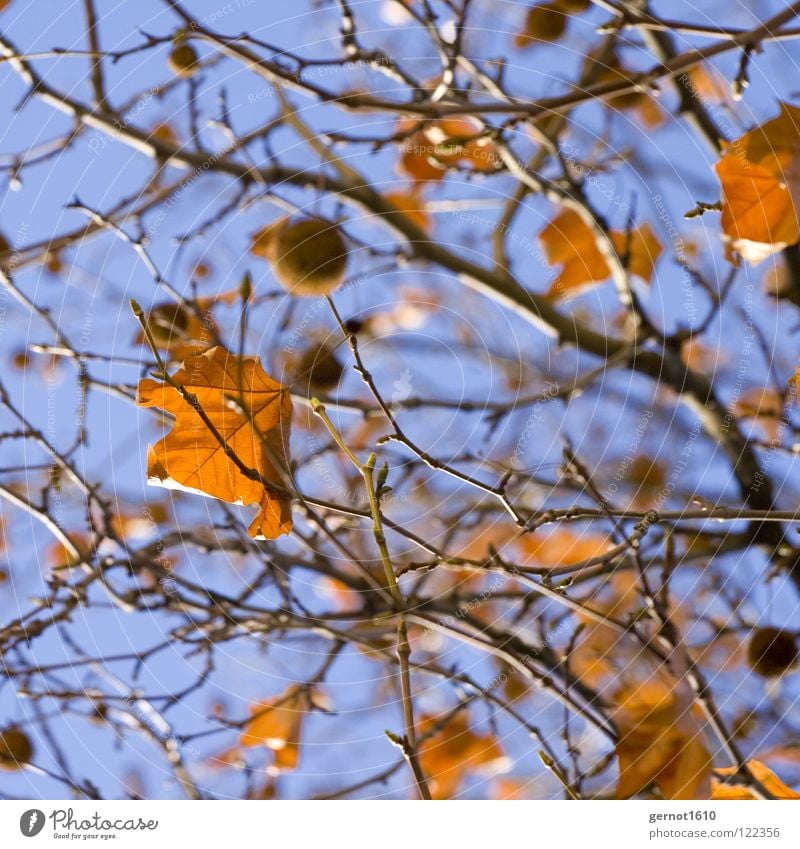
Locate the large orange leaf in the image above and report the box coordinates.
[614,677,711,800]
[716,103,800,264]
[540,209,661,298]
[137,346,292,539]
[713,760,800,800]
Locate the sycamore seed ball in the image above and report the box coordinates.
[294,340,344,393]
[747,626,799,678]
[168,44,198,78]
[267,218,348,297]
[0,726,33,770]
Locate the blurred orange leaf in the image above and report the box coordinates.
[733,386,786,442]
[621,455,666,509]
[540,209,661,298]
[519,528,611,569]
[385,189,430,232]
[240,685,315,771]
[590,47,664,128]
[398,117,498,182]
[614,677,711,800]
[515,1,589,48]
[419,711,507,798]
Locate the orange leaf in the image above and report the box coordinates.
[589,47,664,128]
[397,117,498,182]
[419,711,507,799]
[385,189,431,232]
[540,209,661,298]
[515,4,567,47]
[733,387,786,442]
[713,760,800,800]
[514,1,589,48]
[610,227,662,283]
[716,103,800,264]
[240,685,314,771]
[614,677,711,800]
[518,528,611,569]
[717,153,799,264]
[137,346,292,540]
[492,777,530,799]
[621,455,666,509]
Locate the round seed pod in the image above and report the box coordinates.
[516,4,567,47]
[266,218,348,297]
[293,340,344,394]
[147,303,190,346]
[747,627,799,678]
[168,44,198,78]
[0,726,33,770]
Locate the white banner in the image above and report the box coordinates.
[0,801,798,848]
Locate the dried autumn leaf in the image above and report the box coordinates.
[515,1,589,48]
[519,527,611,569]
[570,571,643,686]
[614,677,711,800]
[680,338,721,373]
[622,455,666,509]
[240,685,314,771]
[419,711,508,799]
[515,4,567,47]
[589,46,663,128]
[733,386,786,442]
[137,346,292,540]
[492,777,530,799]
[540,209,661,298]
[384,189,431,232]
[397,117,498,182]
[717,153,799,264]
[716,103,800,264]
[685,65,731,106]
[151,122,179,147]
[713,760,800,800]
[47,533,94,570]
[747,627,799,678]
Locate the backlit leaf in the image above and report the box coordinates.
[137,346,293,540]
[540,209,661,298]
[240,685,314,771]
[419,711,508,799]
[716,103,800,264]
[713,760,800,800]
[397,117,498,182]
[614,677,711,800]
